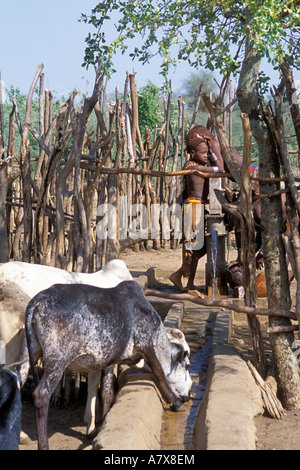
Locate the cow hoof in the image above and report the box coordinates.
[171,401,185,412]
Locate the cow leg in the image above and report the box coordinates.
[32,366,65,450]
[143,348,183,411]
[33,385,51,450]
[16,336,42,445]
[83,367,115,436]
[84,371,101,436]
[100,366,115,421]
[17,335,41,387]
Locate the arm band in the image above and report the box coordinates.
[210,152,218,162]
[213,166,219,173]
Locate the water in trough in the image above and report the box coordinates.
[160,301,217,450]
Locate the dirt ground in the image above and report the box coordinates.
[19,245,300,450]
[230,314,300,451]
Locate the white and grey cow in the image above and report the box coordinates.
[0,259,133,365]
[83,325,191,435]
[0,259,133,436]
[1,260,192,437]
[18,281,192,450]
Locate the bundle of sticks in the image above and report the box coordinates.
[247,361,284,419]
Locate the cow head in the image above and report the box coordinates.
[164,328,192,402]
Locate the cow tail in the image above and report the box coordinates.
[25,299,39,386]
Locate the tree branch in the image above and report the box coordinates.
[144,288,296,320]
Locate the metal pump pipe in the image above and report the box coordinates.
[205,177,228,297]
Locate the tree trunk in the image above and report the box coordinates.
[72,64,104,272]
[237,32,300,409]
[240,113,268,378]
[203,93,267,377]
[0,157,20,262]
[21,140,32,263]
[280,59,300,153]
[0,167,10,262]
[21,64,44,262]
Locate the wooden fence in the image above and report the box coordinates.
[0,64,233,270]
[0,63,298,274]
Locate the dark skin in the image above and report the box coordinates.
[184,141,223,199]
[210,138,243,169]
[169,141,223,292]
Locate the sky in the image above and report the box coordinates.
[1,0,194,100]
[1,1,298,103]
